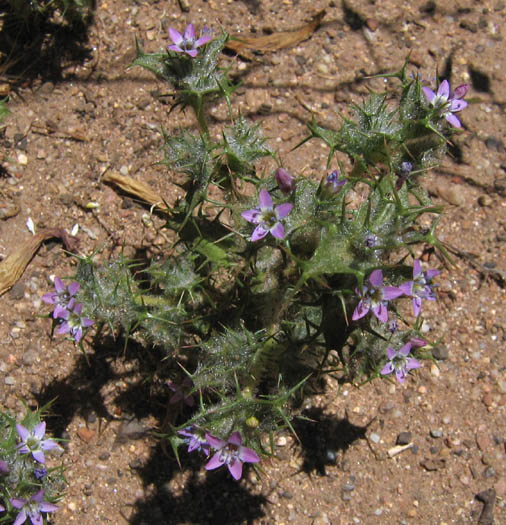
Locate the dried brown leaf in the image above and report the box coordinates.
[0,229,78,296]
[226,10,326,58]
[102,171,169,213]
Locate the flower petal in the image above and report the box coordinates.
[412,260,422,278]
[205,433,226,450]
[10,499,26,510]
[422,87,436,103]
[228,431,242,447]
[184,23,196,41]
[239,446,260,464]
[275,203,293,220]
[398,281,413,296]
[168,44,184,53]
[16,424,30,442]
[412,297,422,317]
[12,508,27,525]
[33,422,46,440]
[373,303,388,323]
[380,362,393,376]
[39,503,59,513]
[168,28,183,45]
[437,80,450,98]
[205,452,225,470]
[185,49,198,58]
[41,439,58,451]
[195,34,212,47]
[68,282,80,295]
[241,209,260,224]
[395,369,406,383]
[406,357,421,371]
[32,450,45,463]
[258,189,273,210]
[425,269,440,280]
[368,269,383,288]
[386,347,396,360]
[445,113,461,128]
[399,343,412,357]
[30,513,43,525]
[269,222,285,240]
[450,99,467,112]
[382,286,404,300]
[228,460,243,480]
[352,301,368,321]
[41,293,56,304]
[54,277,65,293]
[251,225,269,242]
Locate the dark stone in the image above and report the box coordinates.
[396,431,412,445]
[99,452,111,461]
[87,412,97,424]
[9,282,25,300]
[115,419,147,443]
[484,261,497,269]
[485,136,505,152]
[129,458,143,469]
[279,490,293,499]
[476,488,496,525]
[59,193,74,206]
[494,176,506,196]
[295,55,307,66]
[432,346,449,360]
[460,21,478,33]
[420,1,436,15]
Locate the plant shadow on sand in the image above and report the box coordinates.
[0,2,95,84]
[30,331,369,523]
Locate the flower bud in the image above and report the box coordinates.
[275,168,295,195]
[319,170,346,197]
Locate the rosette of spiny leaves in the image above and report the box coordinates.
[132,30,234,132]
[304,62,453,178]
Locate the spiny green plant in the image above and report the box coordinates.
[43,24,468,480]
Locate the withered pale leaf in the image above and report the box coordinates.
[0,229,78,296]
[226,10,326,57]
[102,171,169,213]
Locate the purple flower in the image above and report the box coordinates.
[178,425,210,456]
[380,342,421,383]
[396,161,413,190]
[10,490,58,525]
[168,377,195,407]
[398,260,440,317]
[56,300,94,343]
[364,234,379,248]
[0,460,8,474]
[423,79,468,128]
[168,23,212,58]
[42,277,80,319]
[275,168,295,195]
[352,269,404,323]
[16,422,58,464]
[241,189,293,242]
[33,467,47,480]
[205,431,260,480]
[320,170,346,196]
[0,503,4,512]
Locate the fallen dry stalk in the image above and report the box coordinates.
[101,171,169,213]
[0,229,78,296]
[226,10,326,58]
[387,443,413,458]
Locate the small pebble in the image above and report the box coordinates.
[397,431,412,445]
[4,376,15,385]
[369,432,381,444]
[430,429,443,438]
